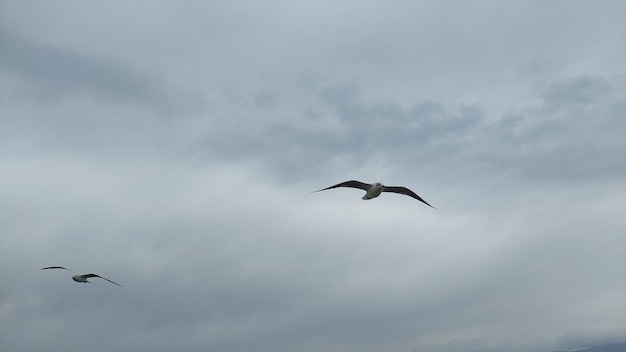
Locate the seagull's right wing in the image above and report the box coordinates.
[312,180,371,192]
[383,186,434,208]
[83,274,122,287]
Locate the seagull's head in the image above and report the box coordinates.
[374,182,384,188]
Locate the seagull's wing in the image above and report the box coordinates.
[41,266,73,272]
[312,180,371,192]
[82,274,122,287]
[383,186,435,208]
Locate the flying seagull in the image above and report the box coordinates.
[313,180,434,208]
[41,266,122,287]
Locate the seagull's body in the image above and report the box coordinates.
[41,266,122,286]
[313,180,434,208]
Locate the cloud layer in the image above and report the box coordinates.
[1,1,625,352]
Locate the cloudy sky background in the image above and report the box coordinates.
[1,1,625,351]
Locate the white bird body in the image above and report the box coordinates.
[363,182,384,199]
[41,266,122,287]
[71,275,89,283]
[314,180,434,208]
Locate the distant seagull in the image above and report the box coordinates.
[313,180,434,208]
[41,266,122,287]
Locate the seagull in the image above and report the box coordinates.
[313,180,434,208]
[41,266,122,287]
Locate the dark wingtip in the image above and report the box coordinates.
[418,199,435,208]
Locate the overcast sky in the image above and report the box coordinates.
[1,1,625,352]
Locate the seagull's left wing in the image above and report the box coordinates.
[312,180,371,192]
[41,266,73,272]
[383,186,434,208]
[83,274,122,287]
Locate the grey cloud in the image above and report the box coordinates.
[201,74,625,186]
[0,29,204,115]
[539,76,613,107]
[253,91,277,109]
